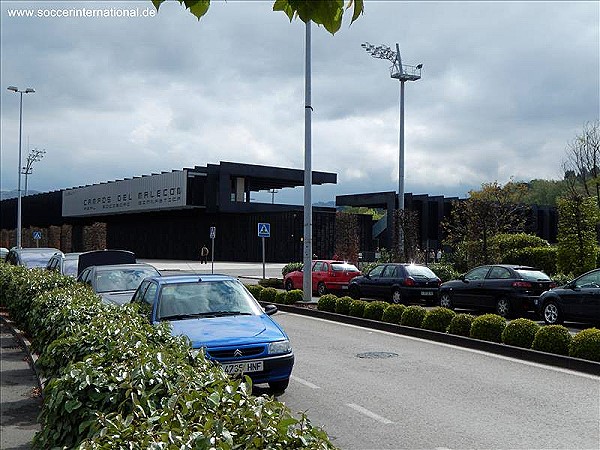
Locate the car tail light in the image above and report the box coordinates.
[437,279,442,287]
[549,282,556,289]
[512,281,532,288]
[404,277,415,287]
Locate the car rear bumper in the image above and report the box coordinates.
[325,281,352,292]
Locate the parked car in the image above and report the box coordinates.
[46,252,83,277]
[76,249,136,276]
[535,268,600,325]
[0,247,9,261]
[5,247,63,269]
[439,264,555,318]
[77,263,160,305]
[348,263,441,305]
[283,260,361,296]
[131,274,294,392]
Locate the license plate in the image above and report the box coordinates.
[421,291,434,296]
[222,361,264,375]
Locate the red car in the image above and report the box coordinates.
[283,260,361,296]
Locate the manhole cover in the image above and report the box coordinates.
[356,352,398,359]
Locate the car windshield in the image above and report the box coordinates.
[20,251,59,268]
[515,269,551,281]
[96,267,159,292]
[405,264,437,279]
[158,280,262,320]
[331,263,359,272]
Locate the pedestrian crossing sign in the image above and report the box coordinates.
[258,222,270,238]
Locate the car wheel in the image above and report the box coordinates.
[543,301,563,325]
[391,289,402,304]
[285,279,294,291]
[317,282,327,296]
[349,285,361,300]
[496,297,511,318]
[439,292,453,309]
[269,378,289,394]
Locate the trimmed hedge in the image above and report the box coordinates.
[245,284,264,300]
[275,290,287,305]
[570,328,600,362]
[447,313,476,337]
[501,318,541,349]
[349,299,367,317]
[259,287,278,303]
[422,307,456,332]
[317,294,338,312]
[381,304,406,324]
[281,262,303,277]
[258,277,284,289]
[532,325,572,355]
[470,314,506,343]
[335,296,353,315]
[285,289,304,304]
[400,305,427,328]
[363,301,388,321]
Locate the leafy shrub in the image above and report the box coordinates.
[275,290,287,304]
[245,284,263,300]
[284,289,303,304]
[447,313,476,337]
[381,304,406,324]
[501,318,540,349]
[428,263,459,282]
[421,307,456,332]
[532,325,572,355]
[502,247,557,276]
[363,301,388,321]
[258,277,283,289]
[400,305,427,328]
[349,300,367,317]
[569,328,600,362]
[335,296,353,315]
[470,314,506,343]
[281,262,303,277]
[317,294,338,312]
[551,272,574,287]
[259,287,278,303]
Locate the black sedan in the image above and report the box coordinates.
[535,268,600,325]
[348,263,440,305]
[439,264,555,318]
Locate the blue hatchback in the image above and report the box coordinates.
[131,274,294,392]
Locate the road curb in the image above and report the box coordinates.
[269,303,600,376]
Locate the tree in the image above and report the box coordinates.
[556,194,599,276]
[522,179,569,207]
[442,181,529,269]
[334,212,359,264]
[151,0,364,34]
[562,120,600,207]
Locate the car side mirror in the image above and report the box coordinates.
[459,274,466,282]
[263,304,278,315]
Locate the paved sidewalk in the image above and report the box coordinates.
[0,318,41,450]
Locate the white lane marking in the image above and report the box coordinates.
[291,375,321,389]
[347,403,393,424]
[289,315,600,381]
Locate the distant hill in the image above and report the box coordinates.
[313,200,335,208]
[1,189,41,200]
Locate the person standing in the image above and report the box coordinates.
[200,245,209,264]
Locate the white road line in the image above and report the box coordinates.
[291,375,321,389]
[347,403,393,424]
[290,314,600,380]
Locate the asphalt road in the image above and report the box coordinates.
[273,312,600,450]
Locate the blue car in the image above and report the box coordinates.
[131,274,294,392]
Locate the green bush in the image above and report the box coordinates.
[400,305,427,328]
[532,325,572,355]
[245,284,263,300]
[470,314,506,343]
[258,277,284,289]
[275,290,287,304]
[363,301,388,321]
[427,263,459,282]
[421,307,456,332]
[335,296,353,315]
[381,304,406,324]
[501,318,541,349]
[259,287,278,303]
[285,289,303,304]
[447,313,476,337]
[569,328,600,362]
[551,272,574,287]
[317,294,338,312]
[281,262,303,277]
[349,299,367,317]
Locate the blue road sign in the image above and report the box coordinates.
[32,230,42,240]
[210,226,216,239]
[258,222,270,238]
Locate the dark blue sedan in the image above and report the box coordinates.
[131,274,294,393]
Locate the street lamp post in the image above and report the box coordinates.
[22,147,46,196]
[7,86,35,249]
[362,42,422,259]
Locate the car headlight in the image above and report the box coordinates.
[268,340,292,355]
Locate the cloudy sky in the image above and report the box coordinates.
[1,1,598,205]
